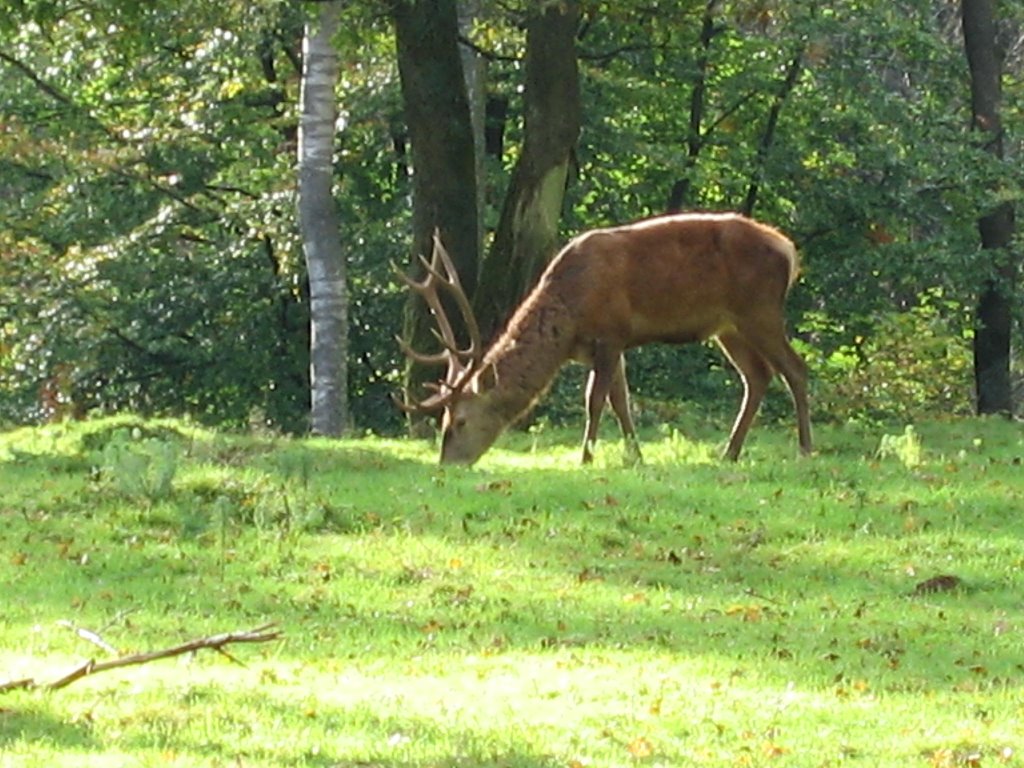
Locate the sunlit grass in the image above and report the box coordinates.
[2,414,1023,766]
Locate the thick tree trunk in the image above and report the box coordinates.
[474,0,581,342]
[392,0,481,433]
[961,0,1016,415]
[298,1,348,436]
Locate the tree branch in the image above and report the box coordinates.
[578,40,672,66]
[0,50,75,105]
[1,49,209,216]
[667,0,721,212]
[456,34,522,64]
[741,46,804,216]
[0,624,282,694]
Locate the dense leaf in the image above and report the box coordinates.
[1,0,1020,431]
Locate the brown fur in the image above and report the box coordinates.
[437,213,812,465]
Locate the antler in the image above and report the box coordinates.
[395,231,483,413]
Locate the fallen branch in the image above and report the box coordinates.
[0,678,34,694]
[1,623,282,694]
[57,619,119,655]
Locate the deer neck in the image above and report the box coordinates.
[477,293,576,422]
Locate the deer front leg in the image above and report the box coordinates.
[581,342,620,464]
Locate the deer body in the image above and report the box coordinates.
[400,213,812,466]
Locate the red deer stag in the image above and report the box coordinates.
[398,213,812,466]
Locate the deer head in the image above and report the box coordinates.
[395,233,504,464]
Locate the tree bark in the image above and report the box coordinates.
[392,0,481,432]
[741,47,803,217]
[961,0,1016,416]
[298,0,348,436]
[458,0,486,258]
[667,0,717,213]
[474,0,581,342]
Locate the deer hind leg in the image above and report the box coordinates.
[608,354,642,465]
[717,331,774,461]
[581,342,622,464]
[732,321,813,458]
[773,338,812,456]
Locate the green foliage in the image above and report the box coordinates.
[94,428,181,502]
[807,290,975,424]
[1,0,1020,432]
[1,1,305,420]
[876,424,923,468]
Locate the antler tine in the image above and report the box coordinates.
[396,232,483,364]
[397,248,461,357]
[394,230,485,415]
[391,390,447,415]
[390,363,471,414]
[429,232,483,365]
[394,334,449,367]
[411,249,461,336]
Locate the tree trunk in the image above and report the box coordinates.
[667,0,717,213]
[961,0,1016,416]
[458,0,486,258]
[298,1,348,436]
[740,47,802,217]
[392,0,481,433]
[474,0,581,342]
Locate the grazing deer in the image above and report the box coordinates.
[398,213,812,466]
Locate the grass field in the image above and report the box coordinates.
[1,414,1022,767]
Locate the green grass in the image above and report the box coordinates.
[2,414,1023,767]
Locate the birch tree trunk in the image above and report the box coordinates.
[298,1,348,436]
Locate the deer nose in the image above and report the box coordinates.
[440,431,479,466]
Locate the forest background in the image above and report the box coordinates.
[1,0,1021,439]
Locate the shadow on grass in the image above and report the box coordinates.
[4,416,1023,706]
[317,761,563,768]
[110,697,577,768]
[0,705,97,751]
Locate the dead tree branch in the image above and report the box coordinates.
[0,623,282,694]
